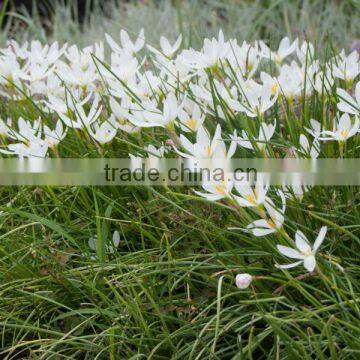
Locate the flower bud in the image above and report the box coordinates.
[235,273,252,289]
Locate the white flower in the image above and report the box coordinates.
[305,119,322,138]
[58,97,103,130]
[260,37,298,64]
[337,82,360,115]
[247,191,286,236]
[233,181,269,207]
[106,29,145,55]
[235,82,278,117]
[235,273,252,289]
[295,134,320,159]
[333,50,359,83]
[276,226,327,272]
[276,62,303,100]
[176,124,236,159]
[89,120,117,144]
[178,103,205,132]
[148,34,182,59]
[88,230,120,255]
[194,178,233,201]
[319,113,359,142]
[231,121,276,153]
[109,96,140,133]
[128,93,184,128]
[0,118,12,137]
[180,30,230,70]
[297,41,315,64]
[44,120,67,148]
[314,69,334,94]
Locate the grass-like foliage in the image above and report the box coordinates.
[0,0,359,358]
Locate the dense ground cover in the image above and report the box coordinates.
[0,0,359,358]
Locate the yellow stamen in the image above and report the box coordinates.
[186,118,197,131]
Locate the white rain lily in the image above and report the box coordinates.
[247,191,286,236]
[0,118,12,137]
[178,103,205,132]
[319,113,359,142]
[128,93,184,128]
[180,30,230,70]
[295,134,320,159]
[337,82,360,115]
[194,178,233,201]
[109,96,140,133]
[305,119,322,138]
[106,29,145,55]
[233,181,269,207]
[260,37,298,64]
[235,82,278,117]
[44,120,67,148]
[89,120,117,144]
[276,62,304,100]
[88,230,120,256]
[148,34,182,59]
[276,226,327,272]
[0,141,48,158]
[176,124,237,159]
[231,121,276,154]
[314,69,334,95]
[58,97,103,129]
[333,50,359,83]
[235,273,253,289]
[297,41,315,64]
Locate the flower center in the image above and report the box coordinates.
[186,118,197,131]
[339,129,349,139]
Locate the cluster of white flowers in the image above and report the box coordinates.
[0,30,358,276]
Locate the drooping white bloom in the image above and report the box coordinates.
[314,69,334,95]
[180,30,230,70]
[106,29,145,55]
[0,117,49,158]
[148,34,182,59]
[231,121,276,154]
[297,41,315,64]
[333,50,359,83]
[235,273,253,289]
[88,230,120,255]
[57,96,103,130]
[178,102,205,132]
[260,37,298,64]
[44,120,67,148]
[295,134,320,159]
[305,119,322,138]
[235,81,278,117]
[246,191,286,236]
[194,178,233,201]
[128,92,184,128]
[319,113,359,142]
[89,119,117,144]
[233,181,269,207]
[337,82,360,115]
[176,124,236,159]
[109,96,140,133]
[276,61,304,100]
[0,118,11,137]
[276,226,327,272]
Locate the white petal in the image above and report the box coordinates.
[313,226,327,253]
[277,245,305,259]
[295,230,311,253]
[304,255,316,272]
[275,261,302,269]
